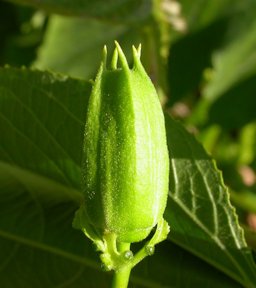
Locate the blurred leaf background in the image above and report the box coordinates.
[1,0,256,286]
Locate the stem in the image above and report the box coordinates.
[111,242,132,288]
[111,265,132,288]
[149,0,171,103]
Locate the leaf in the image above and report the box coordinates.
[190,4,256,129]
[0,169,110,287]
[6,0,151,23]
[0,175,243,288]
[0,167,243,287]
[34,15,143,79]
[0,173,243,288]
[0,67,243,287]
[167,17,228,105]
[204,19,256,102]
[164,114,256,287]
[0,67,91,188]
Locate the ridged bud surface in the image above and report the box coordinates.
[82,43,169,243]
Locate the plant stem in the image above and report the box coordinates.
[111,242,132,288]
[111,265,132,288]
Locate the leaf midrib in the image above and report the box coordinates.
[0,161,83,204]
[0,229,98,269]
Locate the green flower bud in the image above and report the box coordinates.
[80,42,169,244]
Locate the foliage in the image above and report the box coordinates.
[0,0,256,287]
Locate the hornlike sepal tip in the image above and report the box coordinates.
[102,45,107,68]
[132,44,141,59]
[132,44,143,69]
[111,47,118,70]
[114,41,129,69]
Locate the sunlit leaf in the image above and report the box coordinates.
[164,115,256,287]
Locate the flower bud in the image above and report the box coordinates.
[81,42,169,243]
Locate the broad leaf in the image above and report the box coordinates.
[0,67,245,287]
[167,18,228,105]
[188,5,256,129]
[202,18,256,129]
[0,167,242,288]
[204,19,256,102]
[0,67,90,188]
[164,115,256,287]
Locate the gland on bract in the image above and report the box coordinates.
[73,42,170,271]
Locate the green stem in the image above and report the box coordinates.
[111,242,132,288]
[111,265,132,288]
[141,0,171,103]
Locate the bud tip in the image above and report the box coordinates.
[114,41,129,69]
[102,45,107,68]
[111,48,118,70]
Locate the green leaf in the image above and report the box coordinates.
[167,18,228,105]
[0,67,244,287]
[0,171,242,288]
[204,20,256,102]
[0,67,91,188]
[6,0,151,23]
[164,114,256,287]
[0,167,243,287]
[0,172,243,288]
[34,15,144,79]
[190,4,256,129]
[0,169,110,287]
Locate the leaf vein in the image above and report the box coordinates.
[0,112,72,186]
